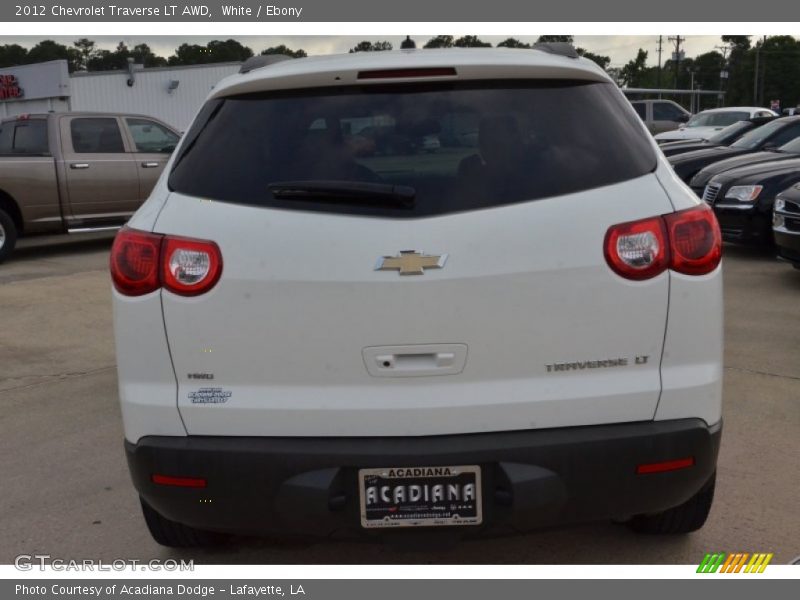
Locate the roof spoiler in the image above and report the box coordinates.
[532,42,579,59]
[239,54,295,74]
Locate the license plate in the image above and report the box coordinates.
[358,465,482,529]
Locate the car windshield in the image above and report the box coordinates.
[169,81,657,218]
[707,121,752,143]
[686,111,749,128]
[731,119,787,149]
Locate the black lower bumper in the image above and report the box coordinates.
[714,206,773,243]
[126,419,721,539]
[775,229,800,267]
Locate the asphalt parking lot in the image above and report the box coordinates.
[0,234,798,565]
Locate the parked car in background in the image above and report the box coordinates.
[700,157,800,244]
[658,117,777,157]
[0,112,179,263]
[112,47,723,547]
[688,133,800,196]
[654,107,777,143]
[629,99,691,134]
[669,116,800,183]
[773,183,800,267]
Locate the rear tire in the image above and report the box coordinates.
[627,472,716,534]
[0,208,18,264]
[140,498,225,547]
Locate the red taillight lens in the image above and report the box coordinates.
[110,228,163,296]
[605,205,722,280]
[110,228,222,297]
[604,216,669,280]
[161,236,223,296]
[664,205,722,276]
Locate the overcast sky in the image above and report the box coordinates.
[1,35,737,68]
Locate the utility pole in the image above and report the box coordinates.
[656,35,663,93]
[668,35,685,90]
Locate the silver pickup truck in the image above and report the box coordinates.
[0,112,179,262]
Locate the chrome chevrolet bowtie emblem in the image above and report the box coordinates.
[375,250,448,276]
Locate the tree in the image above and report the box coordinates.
[454,36,491,48]
[169,39,253,65]
[620,48,650,87]
[73,38,95,71]
[26,40,80,72]
[261,45,307,58]
[0,44,28,68]
[349,41,392,53]
[132,43,167,68]
[536,35,574,44]
[423,36,454,49]
[496,38,531,49]
[577,48,610,70]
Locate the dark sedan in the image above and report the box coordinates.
[701,157,800,244]
[773,183,800,268]
[659,117,776,157]
[669,116,800,182]
[688,134,800,196]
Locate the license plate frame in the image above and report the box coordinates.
[358,465,482,529]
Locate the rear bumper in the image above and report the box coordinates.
[126,418,721,540]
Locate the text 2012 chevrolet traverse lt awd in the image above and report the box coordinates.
[110,45,723,547]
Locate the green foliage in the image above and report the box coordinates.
[423,36,454,49]
[497,38,531,49]
[349,41,393,53]
[577,48,610,70]
[169,39,253,65]
[536,35,574,44]
[453,36,491,48]
[260,45,307,59]
[0,44,29,68]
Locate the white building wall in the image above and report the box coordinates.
[69,62,241,131]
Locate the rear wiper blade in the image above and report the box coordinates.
[268,181,415,208]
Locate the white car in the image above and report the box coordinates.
[655,106,777,142]
[110,45,724,547]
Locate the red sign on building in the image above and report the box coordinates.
[0,74,24,100]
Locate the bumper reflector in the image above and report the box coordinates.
[636,457,695,475]
[151,474,207,488]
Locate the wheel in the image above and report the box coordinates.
[140,498,225,547]
[0,208,18,264]
[627,472,716,534]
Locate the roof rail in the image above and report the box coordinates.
[239,54,295,74]
[532,42,579,59]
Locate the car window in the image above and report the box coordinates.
[125,118,179,153]
[707,121,751,144]
[756,111,773,117]
[686,111,749,128]
[766,123,800,148]
[0,120,48,154]
[631,102,647,120]
[169,81,657,218]
[71,118,125,153]
[653,102,686,121]
[731,119,791,149]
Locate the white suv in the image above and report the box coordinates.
[110,45,724,547]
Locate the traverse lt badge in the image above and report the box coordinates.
[375,250,448,276]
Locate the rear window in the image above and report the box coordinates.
[687,111,749,128]
[169,81,657,218]
[0,119,48,155]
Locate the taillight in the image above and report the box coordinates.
[663,205,722,275]
[110,229,162,296]
[605,205,721,280]
[604,216,669,280]
[162,236,222,296]
[110,227,222,296]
